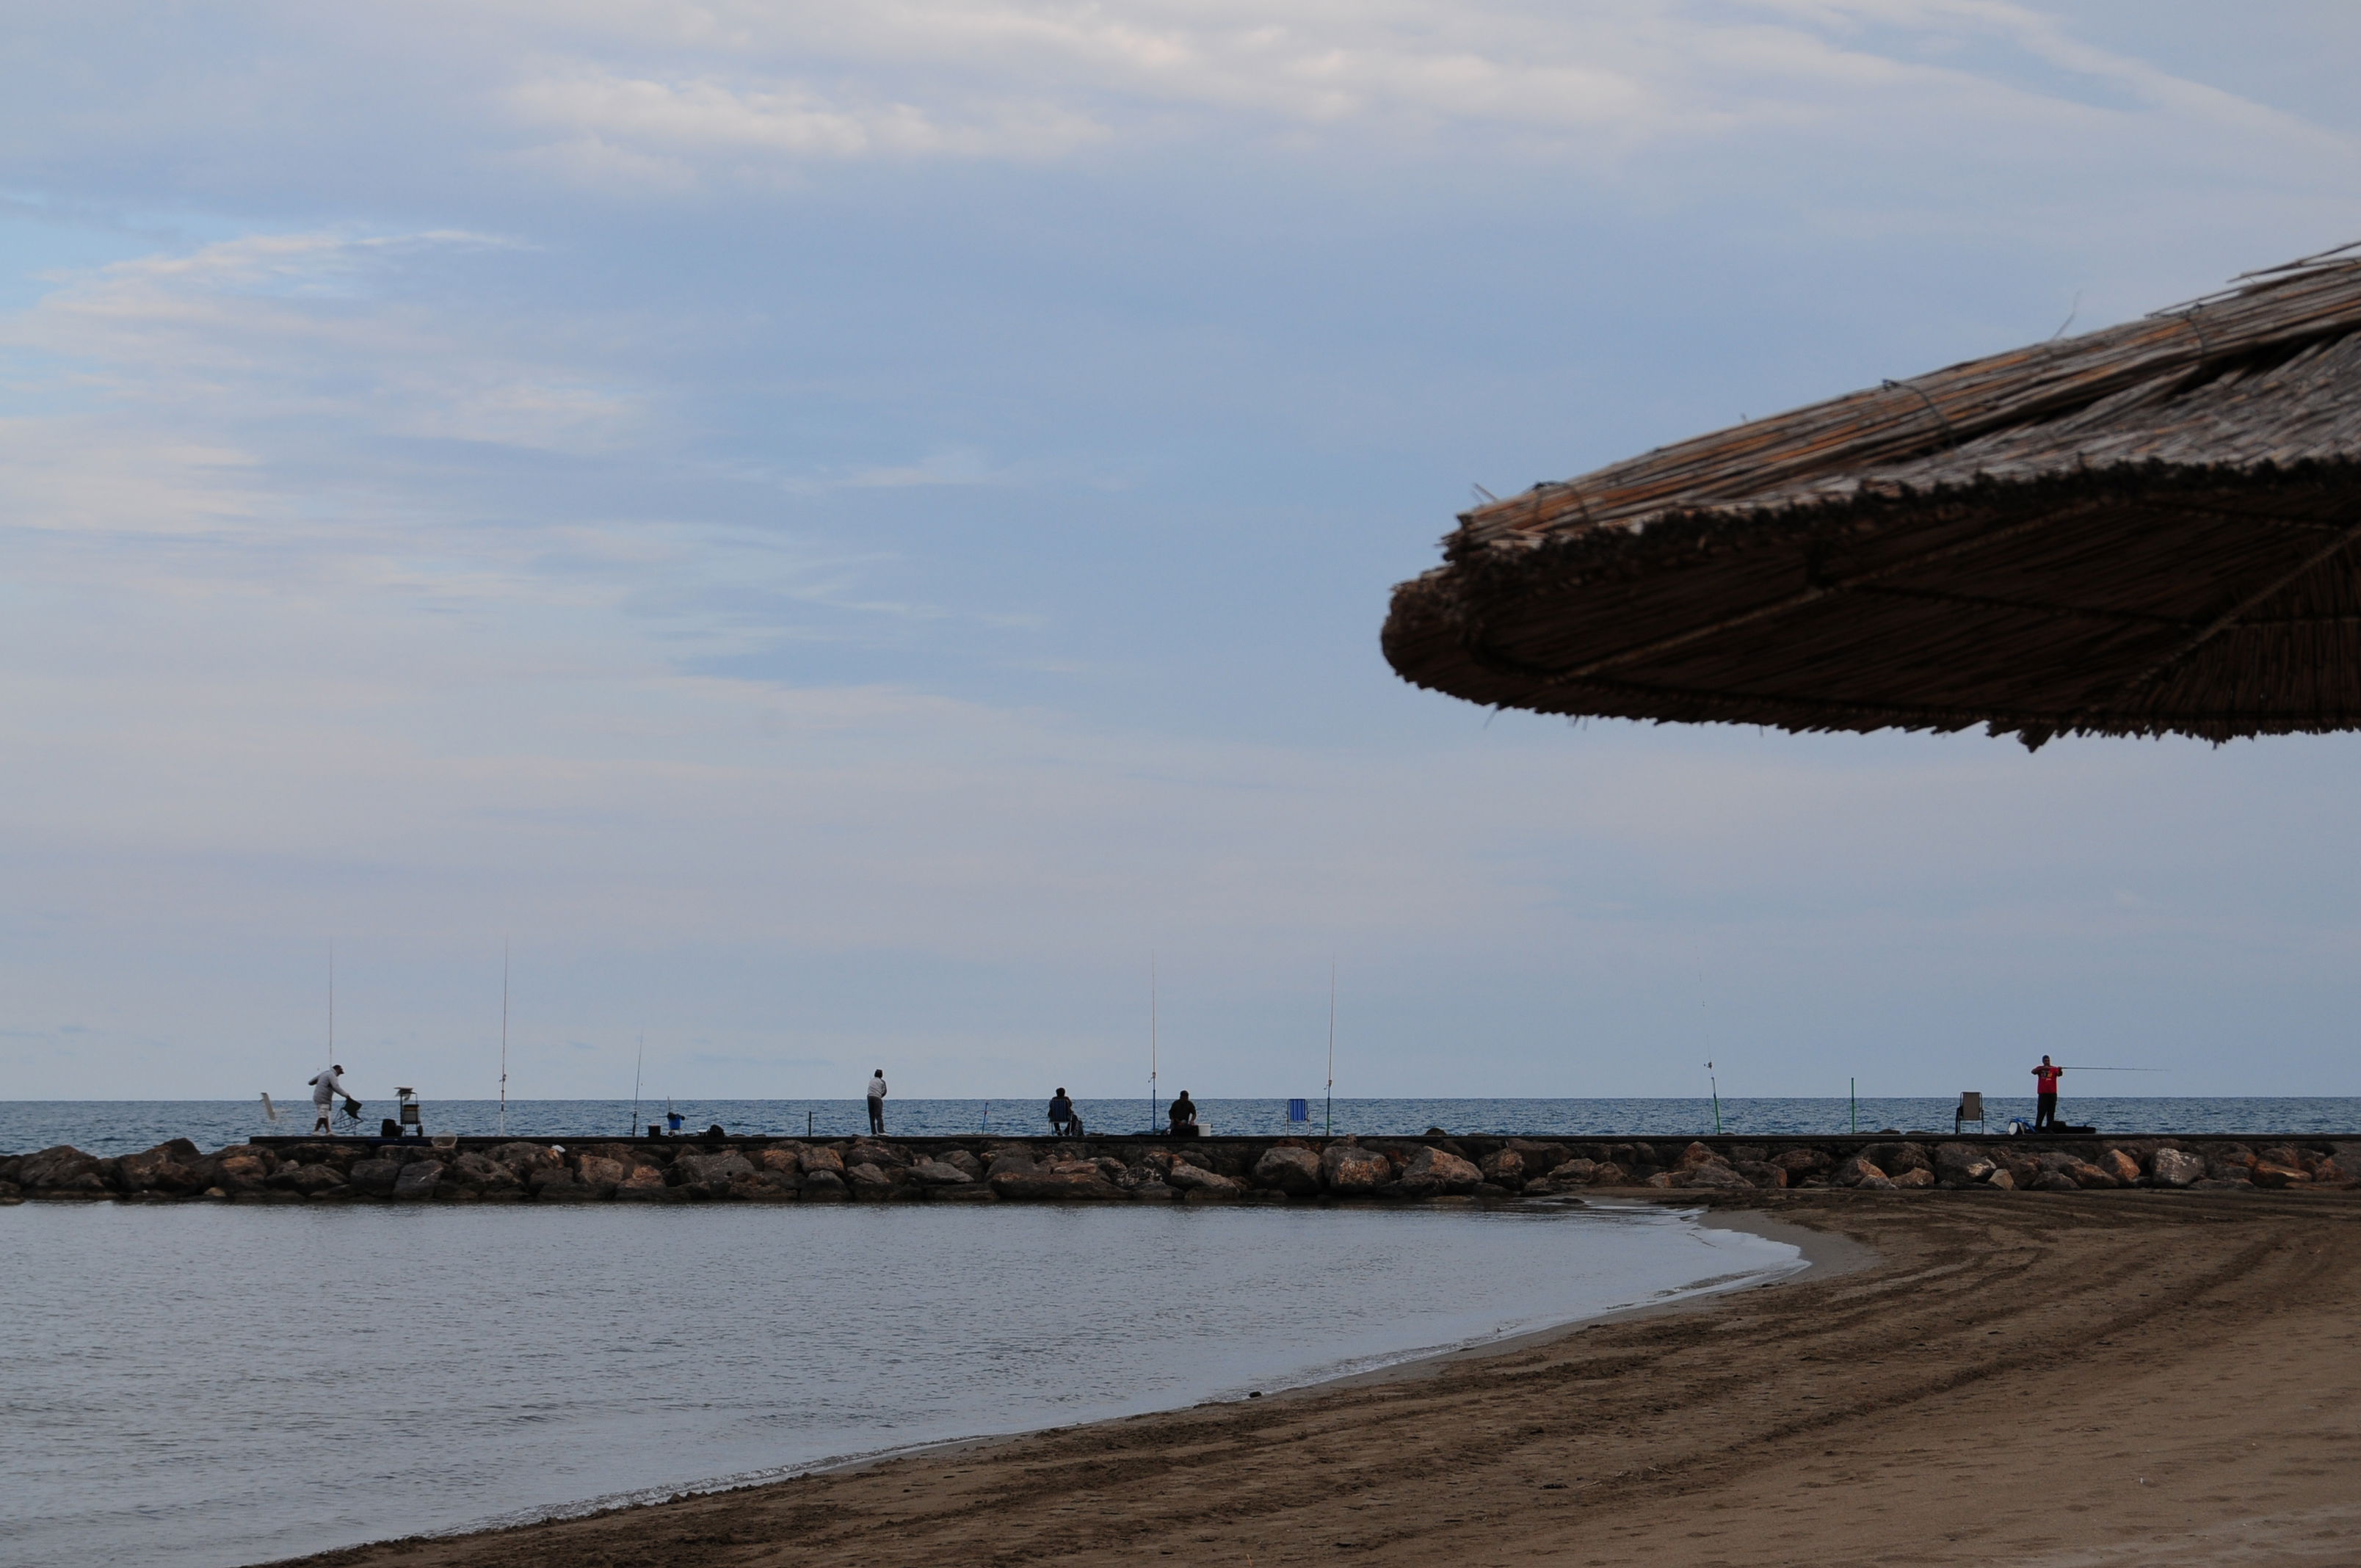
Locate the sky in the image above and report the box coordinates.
[4,1,2361,1105]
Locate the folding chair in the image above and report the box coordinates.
[1954,1092,1987,1135]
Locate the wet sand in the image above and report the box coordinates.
[278,1190,2361,1568]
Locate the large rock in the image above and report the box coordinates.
[392,1160,443,1199]
[1479,1148,1526,1186]
[2149,1148,2206,1188]
[529,1166,587,1200]
[16,1145,111,1197]
[755,1143,806,1175]
[1987,1150,2040,1187]
[489,1142,565,1180]
[1321,1143,1392,1194]
[1834,1155,1888,1188]
[2050,1155,2119,1189]
[1770,1147,1832,1175]
[349,1158,403,1196]
[2098,1148,2143,1186]
[1933,1143,1996,1185]
[799,1146,846,1176]
[985,1151,1039,1180]
[910,1158,974,1187]
[1164,1161,1246,1197]
[802,1170,849,1200]
[267,1163,349,1197]
[575,1155,630,1195]
[845,1162,899,1199]
[1732,1161,1785,1190]
[1506,1139,1570,1170]
[117,1141,206,1196]
[2031,1171,2081,1192]
[1683,1164,1755,1191]
[1253,1146,1324,1197]
[1890,1167,1936,1189]
[1397,1146,1482,1197]
[207,1147,275,1196]
[937,1148,986,1180]
[2249,1160,2310,1189]
[846,1140,907,1169]
[614,1164,673,1202]
[447,1153,523,1196]
[987,1169,1126,1201]
[1864,1141,1932,1175]
[1541,1158,1597,1188]
[1582,1161,1628,1186]
[1985,1168,2017,1191]
[674,1152,758,1193]
[1675,1141,1722,1172]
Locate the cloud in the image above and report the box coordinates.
[479,0,2357,184]
[508,65,1107,179]
[3,230,646,458]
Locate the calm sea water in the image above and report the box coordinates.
[0,1202,1796,1568]
[4,1097,2357,1158]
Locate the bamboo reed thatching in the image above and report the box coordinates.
[1382,245,2361,747]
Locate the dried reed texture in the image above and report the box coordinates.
[1384,247,2361,747]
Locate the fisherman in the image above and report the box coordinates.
[308,1063,355,1136]
[1167,1090,1200,1139]
[1048,1087,1076,1136]
[867,1069,888,1134]
[2031,1055,2064,1130]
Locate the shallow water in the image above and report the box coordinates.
[0,1201,1795,1568]
[8,1096,2357,1158]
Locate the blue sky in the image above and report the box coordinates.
[4,1,2360,1103]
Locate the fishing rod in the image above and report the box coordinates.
[1324,959,1335,1139]
[629,1033,645,1137]
[498,940,509,1138]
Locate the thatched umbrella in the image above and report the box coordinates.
[1382,246,2361,749]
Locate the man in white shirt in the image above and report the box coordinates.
[308,1064,352,1135]
[866,1070,888,1134]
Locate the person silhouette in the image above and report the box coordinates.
[2031,1056,2063,1130]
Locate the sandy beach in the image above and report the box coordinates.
[272,1189,2360,1568]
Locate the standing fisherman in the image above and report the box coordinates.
[308,1064,356,1136]
[2031,1056,2063,1130]
[867,1069,888,1135]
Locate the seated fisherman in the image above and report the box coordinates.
[1048,1088,1076,1136]
[1167,1090,1201,1139]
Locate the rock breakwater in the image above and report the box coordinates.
[2,1130,2354,1205]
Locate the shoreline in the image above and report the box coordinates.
[299,1199,1830,1553]
[271,1187,2361,1568]
[1297,1201,1873,1399]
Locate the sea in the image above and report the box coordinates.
[0,1199,1798,1568]
[4,1095,2356,1158]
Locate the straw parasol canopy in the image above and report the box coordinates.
[1382,246,2361,749]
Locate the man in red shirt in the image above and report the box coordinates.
[2031,1056,2063,1130]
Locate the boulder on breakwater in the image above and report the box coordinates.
[1,1130,2353,1206]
